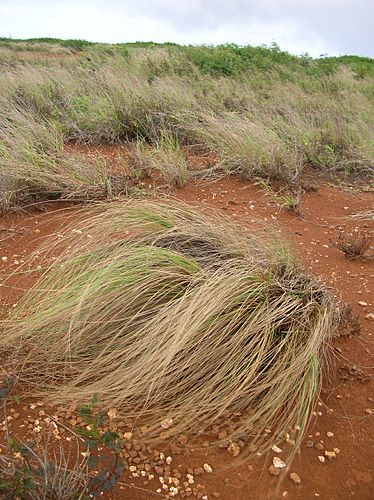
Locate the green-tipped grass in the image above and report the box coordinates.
[132,134,189,187]
[1,201,337,461]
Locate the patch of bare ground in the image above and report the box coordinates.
[0,151,373,499]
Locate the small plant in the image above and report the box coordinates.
[0,391,125,499]
[132,135,189,187]
[278,191,302,214]
[1,437,90,500]
[257,179,303,215]
[75,396,125,496]
[336,230,373,260]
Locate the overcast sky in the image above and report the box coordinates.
[0,0,373,57]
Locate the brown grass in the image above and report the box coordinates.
[336,230,373,259]
[0,201,338,462]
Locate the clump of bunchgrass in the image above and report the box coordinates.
[0,201,338,462]
[336,229,373,259]
[132,134,189,186]
[0,106,129,212]
[189,112,300,182]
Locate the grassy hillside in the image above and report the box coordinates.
[0,39,373,211]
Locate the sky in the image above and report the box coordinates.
[0,0,373,57]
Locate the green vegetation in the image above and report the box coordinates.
[0,201,338,462]
[0,392,124,499]
[0,37,95,52]
[0,39,373,211]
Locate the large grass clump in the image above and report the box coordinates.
[1,201,337,457]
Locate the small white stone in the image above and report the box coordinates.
[273,457,286,469]
[271,444,282,453]
[107,408,117,419]
[203,463,213,473]
[161,418,173,429]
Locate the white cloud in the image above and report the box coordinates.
[0,0,372,57]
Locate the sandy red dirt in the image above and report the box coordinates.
[0,171,373,499]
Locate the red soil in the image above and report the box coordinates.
[0,172,373,499]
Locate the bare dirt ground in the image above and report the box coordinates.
[0,154,373,499]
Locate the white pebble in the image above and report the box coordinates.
[203,463,213,473]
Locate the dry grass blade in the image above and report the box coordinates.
[0,200,338,463]
[348,210,374,221]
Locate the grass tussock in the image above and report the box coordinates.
[336,230,373,259]
[132,134,189,187]
[0,201,338,459]
[0,106,131,212]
